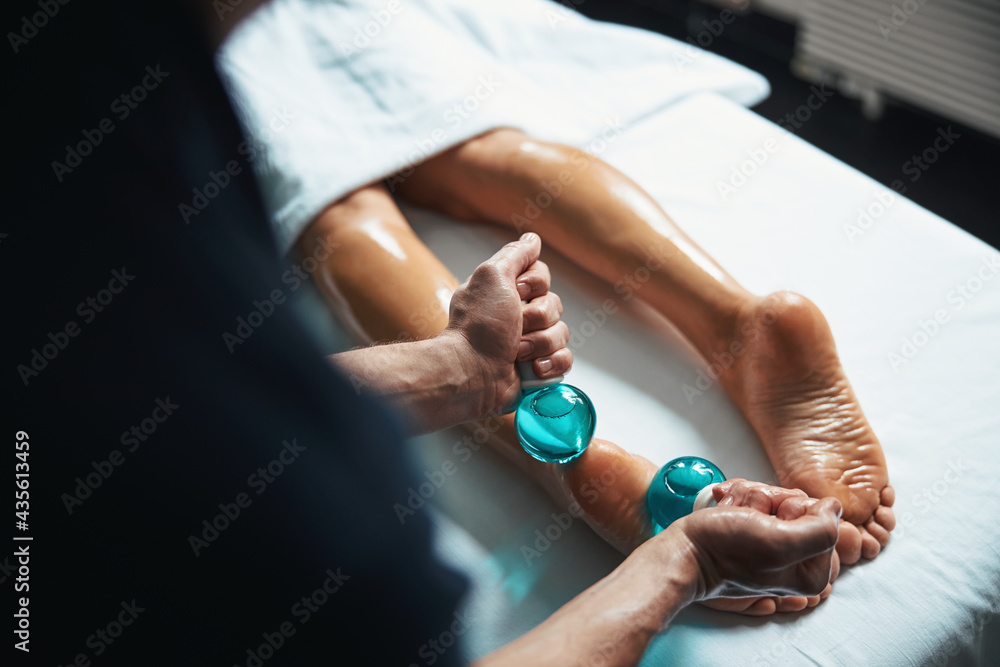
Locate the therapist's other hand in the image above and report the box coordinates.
[712,478,810,513]
[666,495,842,602]
[442,232,572,420]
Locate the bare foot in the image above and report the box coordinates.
[554,439,828,614]
[718,292,896,564]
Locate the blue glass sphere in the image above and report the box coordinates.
[647,456,726,533]
[515,383,596,463]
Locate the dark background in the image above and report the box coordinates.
[575,0,1000,250]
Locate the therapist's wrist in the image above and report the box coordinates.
[437,328,519,424]
[630,526,702,611]
[426,330,504,426]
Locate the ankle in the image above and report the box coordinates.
[696,290,760,361]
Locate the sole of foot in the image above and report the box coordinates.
[720,291,895,565]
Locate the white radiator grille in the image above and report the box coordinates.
[794,0,1000,138]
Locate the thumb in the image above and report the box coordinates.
[492,233,542,279]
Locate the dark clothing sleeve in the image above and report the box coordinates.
[6,1,467,664]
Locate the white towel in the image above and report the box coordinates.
[216,0,769,251]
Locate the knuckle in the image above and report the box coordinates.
[554,321,570,343]
[551,293,563,315]
[471,262,498,283]
[540,301,555,323]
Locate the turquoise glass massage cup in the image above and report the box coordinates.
[512,317,724,526]
[646,456,726,533]
[514,359,596,464]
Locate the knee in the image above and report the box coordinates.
[299,184,402,253]
[462,127,571,172]
[312,185,398,231]
[462,127,532,155]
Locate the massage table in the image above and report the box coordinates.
[394,92,1000,666]
[219,1,1000,663]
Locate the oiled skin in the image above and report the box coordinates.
[298,129,894,614]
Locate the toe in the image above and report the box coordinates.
[836,520,863,565]
[842,486,881,525]
[701,597,755,613]
[881,485,896,507]
[775,596,809,613]
[703,596,782,616]
[865,518,891,548]
[807,593,823,607]
[858,525,881,560]
[875,504,896,532]
[745,598,778,616]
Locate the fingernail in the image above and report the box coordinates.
[537,358,552,373]
[517,282,530,299]
[520,232,536,242]
[518,340,532,358]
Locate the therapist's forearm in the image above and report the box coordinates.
[297,186,563,494]
[332,332,486,435]
[476,530,698,667]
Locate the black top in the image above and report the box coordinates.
[6,1,467,664]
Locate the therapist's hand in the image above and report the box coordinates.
[442,232,572,420]
[665,494,842,602]
[478,490,842,667]
[712,478,810,512]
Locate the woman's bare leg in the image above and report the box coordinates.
[297,184,661,546]
[298,185,541,482]
[299,184,829,614]
[393,128,895,564]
